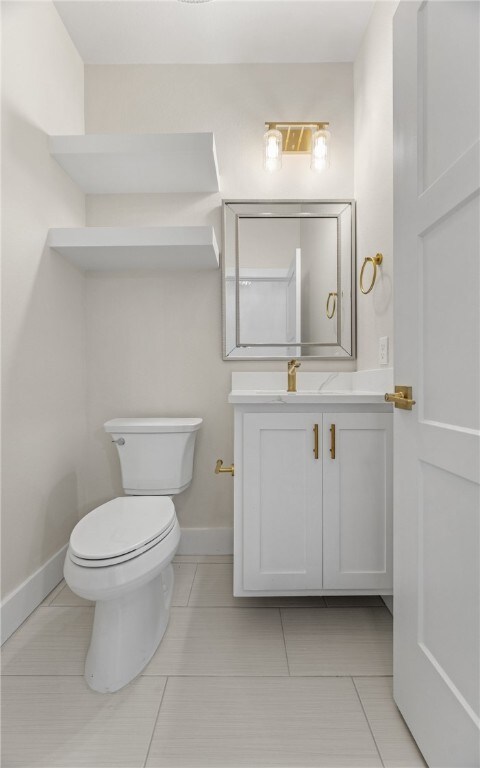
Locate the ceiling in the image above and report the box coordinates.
[54,1,375,65]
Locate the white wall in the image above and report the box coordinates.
[84,64,355,530]
[1,2,86,598]
[354,2,398,370]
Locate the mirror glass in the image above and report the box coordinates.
[223,201,355,359]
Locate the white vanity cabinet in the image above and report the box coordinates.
[322,412,393,590]
[242,412,323,590]
[233,402,393,597]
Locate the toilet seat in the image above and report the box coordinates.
[70,496,176,568]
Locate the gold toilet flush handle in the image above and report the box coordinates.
[215,459,235,477]
[385,385,416,410]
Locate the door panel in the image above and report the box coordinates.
[242,412,322,590]
[421,195,480,430]
[323,413,393,590]
[419,2,479,190]
[420,463,479,717]
[393,3,480,765]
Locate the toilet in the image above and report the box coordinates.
[64,417,202,693]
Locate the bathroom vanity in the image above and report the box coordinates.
[228,371,393,597]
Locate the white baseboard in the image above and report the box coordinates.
[382,595,394,615]
[178,527,233,555]
[1,544,67,645]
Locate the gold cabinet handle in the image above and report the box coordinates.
[330,424,336,459]
[360,253,383,294]
[385,385,416,410]
[215,459,234,476]
[313,424,319,459]
[326,292,337,319]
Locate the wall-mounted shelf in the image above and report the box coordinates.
[49,133,219,194]
[48,226,219,271]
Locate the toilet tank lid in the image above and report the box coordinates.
[104,417,203,434]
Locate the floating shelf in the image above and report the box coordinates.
[49,133,219,194]
[48,226,219,271]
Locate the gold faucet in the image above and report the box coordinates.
[287,359,301,392]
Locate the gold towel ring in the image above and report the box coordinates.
[326,292,337,319]
[360,253,383,294]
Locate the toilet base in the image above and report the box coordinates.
[84,564,174,693]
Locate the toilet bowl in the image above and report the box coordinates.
[64,417,202,693]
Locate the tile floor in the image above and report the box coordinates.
[1,557,426,767]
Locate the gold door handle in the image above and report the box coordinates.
[215,459,235,476]
[385,385,416,410]
[330,424,336,459]
[313,424,319,459]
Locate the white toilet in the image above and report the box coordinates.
[64,417,202,693]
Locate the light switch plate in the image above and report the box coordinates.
[379,336,389,365]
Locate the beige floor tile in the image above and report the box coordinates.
[1,607,93,675]
[282,607,393,676]
[50,585,93,607]
[1,675,166,767]
[171,562,197,606]
[144,607,288,676]
[325,595,385,607]
[173,554,233,563]
[146,676,382,767]
[188,564,327,608]
[48,563,196,609]
[354,677,427,767]
[40,580,67,606]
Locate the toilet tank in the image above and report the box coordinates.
[104,418,202,495]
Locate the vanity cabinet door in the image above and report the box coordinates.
[322,413,393,590]
[242,412,323,590]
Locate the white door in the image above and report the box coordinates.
[323,413,393,590]
[242,412,322,590]
[393,3,480,766]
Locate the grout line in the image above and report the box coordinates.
[34,608,388,612]
[43,582,66,607]
[138,672,391,679]
[154,604,331,611]
[1,673,86,677]
[185,563,198,606]
[54,582,69,603]
[41,603,93,608]
[352,676,385,768]
[143,676,170,768]
[278,609,291,676]
[3,673,395,679]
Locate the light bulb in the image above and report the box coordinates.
[264,129,282,172]
[311,128,330,172]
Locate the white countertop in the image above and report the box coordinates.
[228,368,394,405]
[228,390,390,405]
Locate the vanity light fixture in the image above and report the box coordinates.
[311,126,331,172]
[263,128,283,172]
[264,122,330,173]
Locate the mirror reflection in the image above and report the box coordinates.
[223,201,355,359]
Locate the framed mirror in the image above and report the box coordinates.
[222,200,356,359]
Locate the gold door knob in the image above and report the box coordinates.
[215,459,235,476]
[385,385,416,410]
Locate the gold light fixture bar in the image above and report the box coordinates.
[265,122,329,154]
